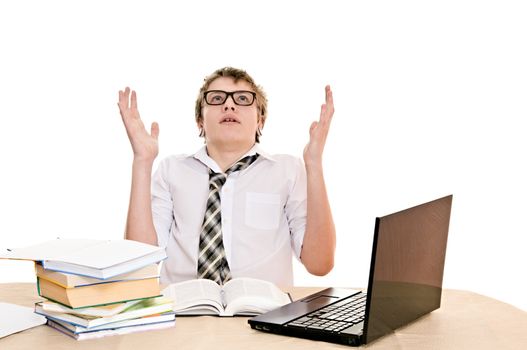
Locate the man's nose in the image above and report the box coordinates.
[223,95,236,111]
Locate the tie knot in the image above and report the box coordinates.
[209,172,227,190]
[208,154,259,190]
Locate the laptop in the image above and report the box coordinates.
[249,195,453,346]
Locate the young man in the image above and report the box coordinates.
[118,67,335,286]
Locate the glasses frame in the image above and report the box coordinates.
[203,90,257,106]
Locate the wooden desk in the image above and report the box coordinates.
[1,283,526,349]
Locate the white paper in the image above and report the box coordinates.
[0,239,101,261]
[0,302,46,338]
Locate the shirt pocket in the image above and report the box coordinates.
[245,192,281,230]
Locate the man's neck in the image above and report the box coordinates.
[206,142,256,172]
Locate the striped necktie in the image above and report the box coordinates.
[197,154,259,284]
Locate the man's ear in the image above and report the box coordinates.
[197,120,205,137]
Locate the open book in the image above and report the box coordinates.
[161,278,292,316]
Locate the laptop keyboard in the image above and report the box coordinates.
[285,292,367,333]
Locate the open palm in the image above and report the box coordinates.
[118,87,159,161]
[303,85,335,166]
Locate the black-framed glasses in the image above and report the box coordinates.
[204,90,256,106]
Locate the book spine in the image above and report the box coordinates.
[46,319,79,340]
[36,277,42,297]
[37,275,70,289]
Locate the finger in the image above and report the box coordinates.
[117,102,124,118]
[317,104,332,139]
[118,89,124,107]
[309,121,318,138]
[325,85,335,116]
[123,87,131,103]
[151,122,160,140]
[131,90,138,110]
[117,91,127,117]
[118,87,130,109]
[325,85,331,100]
[319,104,329,124]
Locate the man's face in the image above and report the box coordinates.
[200,77,261,148]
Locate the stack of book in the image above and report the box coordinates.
[1,239,176,340]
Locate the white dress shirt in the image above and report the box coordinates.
[151,144,307,287]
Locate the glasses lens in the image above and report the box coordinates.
[205,91,227,105]
[233,91,254,106]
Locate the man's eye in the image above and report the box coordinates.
[211,95,224,102]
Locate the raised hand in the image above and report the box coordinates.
[300,85,336,275]
[303,85,335,167]
[118,87,159,162]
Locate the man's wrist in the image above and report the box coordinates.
[304,160,324,175]
[132,156,155,169]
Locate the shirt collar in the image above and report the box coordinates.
[192,144,276,172]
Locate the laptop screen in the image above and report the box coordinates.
[364,195,452,343]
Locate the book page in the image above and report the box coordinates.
[162,279,224,315]
[222,278,291,316]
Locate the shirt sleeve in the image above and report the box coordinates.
[284,157,308,260]
[151,158,174,248]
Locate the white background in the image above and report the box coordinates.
[1,1,525,311]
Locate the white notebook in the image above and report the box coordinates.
[1,239,166,279]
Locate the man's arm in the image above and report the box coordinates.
[300,85,336,275]
[126,159,158,245]
[117,87,159,245]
